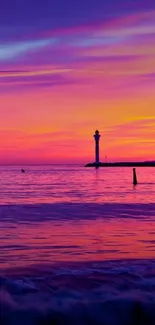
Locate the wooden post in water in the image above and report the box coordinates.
[133,168,137,185]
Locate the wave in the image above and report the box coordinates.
[1,259,155,325]
[0,202,155,224]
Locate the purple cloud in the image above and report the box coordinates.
[0,0,154,94]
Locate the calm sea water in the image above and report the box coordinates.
[1,165,155,324]
[0,164,155,204]
[0,164,155,268]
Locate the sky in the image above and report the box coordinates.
[0,0,155,164]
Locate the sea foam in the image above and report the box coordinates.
[1,260,155,325]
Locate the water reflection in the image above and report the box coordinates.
[0,165,154,204]
[0,201,155,269]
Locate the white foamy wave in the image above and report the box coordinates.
[1,260,155,325]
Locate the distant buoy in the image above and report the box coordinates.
[21,169,25,173]
[133,168,137,185]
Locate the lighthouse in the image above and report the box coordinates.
[94,130,101,164]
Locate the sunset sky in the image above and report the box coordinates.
[0,0,155,164]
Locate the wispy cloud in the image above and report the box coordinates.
[0,38,56,61]
[102,118,155,150]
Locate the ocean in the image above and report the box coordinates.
[0,165,155,324]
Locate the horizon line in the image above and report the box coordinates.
[0,159,154,166]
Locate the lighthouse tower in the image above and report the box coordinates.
[94,130,101,164]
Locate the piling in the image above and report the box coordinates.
[133,168,137,185]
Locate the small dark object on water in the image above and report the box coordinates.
[133,168,137,185]
[21,169,25,173]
